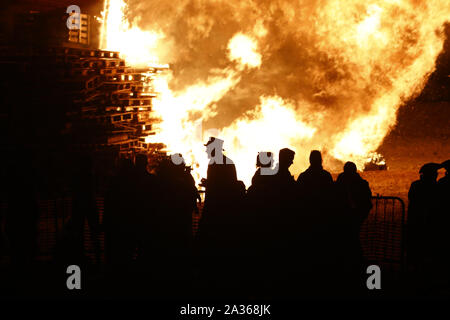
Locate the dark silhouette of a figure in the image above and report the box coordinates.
[245,152,277,297]
[151,155,199,297]
[334,161,372,281]
[249,151,275,188]
[199,137,238,233]
[201,137,238,207]
[263,148,297,297]
[247,151,276,230]
[335,161,372,227]
[197,137,242,297]
[155,155,199,254]
[407,162,441,272]
[273,148,296,192]
[294,150,335,294]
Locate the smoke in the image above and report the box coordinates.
[118,0,449,174]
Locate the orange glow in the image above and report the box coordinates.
[100,0,450,186]
[227,33,262,69]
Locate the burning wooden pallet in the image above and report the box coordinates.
[31,46,166,155]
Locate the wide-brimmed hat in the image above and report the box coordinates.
[204,137,224,147]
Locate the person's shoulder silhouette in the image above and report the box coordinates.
[297,150,333,182]
[335,161,372,213]
[251,152,275,187]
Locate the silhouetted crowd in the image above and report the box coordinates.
[100,137,378,298]
[0,140,448,298]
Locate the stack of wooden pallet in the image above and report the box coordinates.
[0,44,167,159]
[54,46,165,155]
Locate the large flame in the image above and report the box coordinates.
[100,0,449,186]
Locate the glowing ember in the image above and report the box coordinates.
[100,0,450,186]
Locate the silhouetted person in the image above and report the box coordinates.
[249,151,274,188]
[201,137,238,208]
[245,152,277,296]
[155,155,199,254]
[199,137,238,230]
[334,161,372,293]
[294,150,335,294]
[147,155,198,296]
[407,162,440,273]
[425,160,450,292]
[197,137,242,297]
[273,148,296,193]
[335,162,372,226]
[264,148,297,297]
[247,151,276,239]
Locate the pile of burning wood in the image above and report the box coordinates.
[0,9,166,160]
[47,45,166,156]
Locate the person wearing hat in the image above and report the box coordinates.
[407,162,441,276]
[201,137,237,194]
[197,137,247,295]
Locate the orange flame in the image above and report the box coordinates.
[100,0,450,186]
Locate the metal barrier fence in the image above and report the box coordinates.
[2,194,407,268]
[360,195,406,271]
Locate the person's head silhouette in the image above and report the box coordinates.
[279,148,295,170]
[309,150,322,168]
[419,163,440,182]
[256,151,273,168]
[204,137,224,161]
[171,153,185,166]
[343,161,357,175]
[171,153,186,174]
